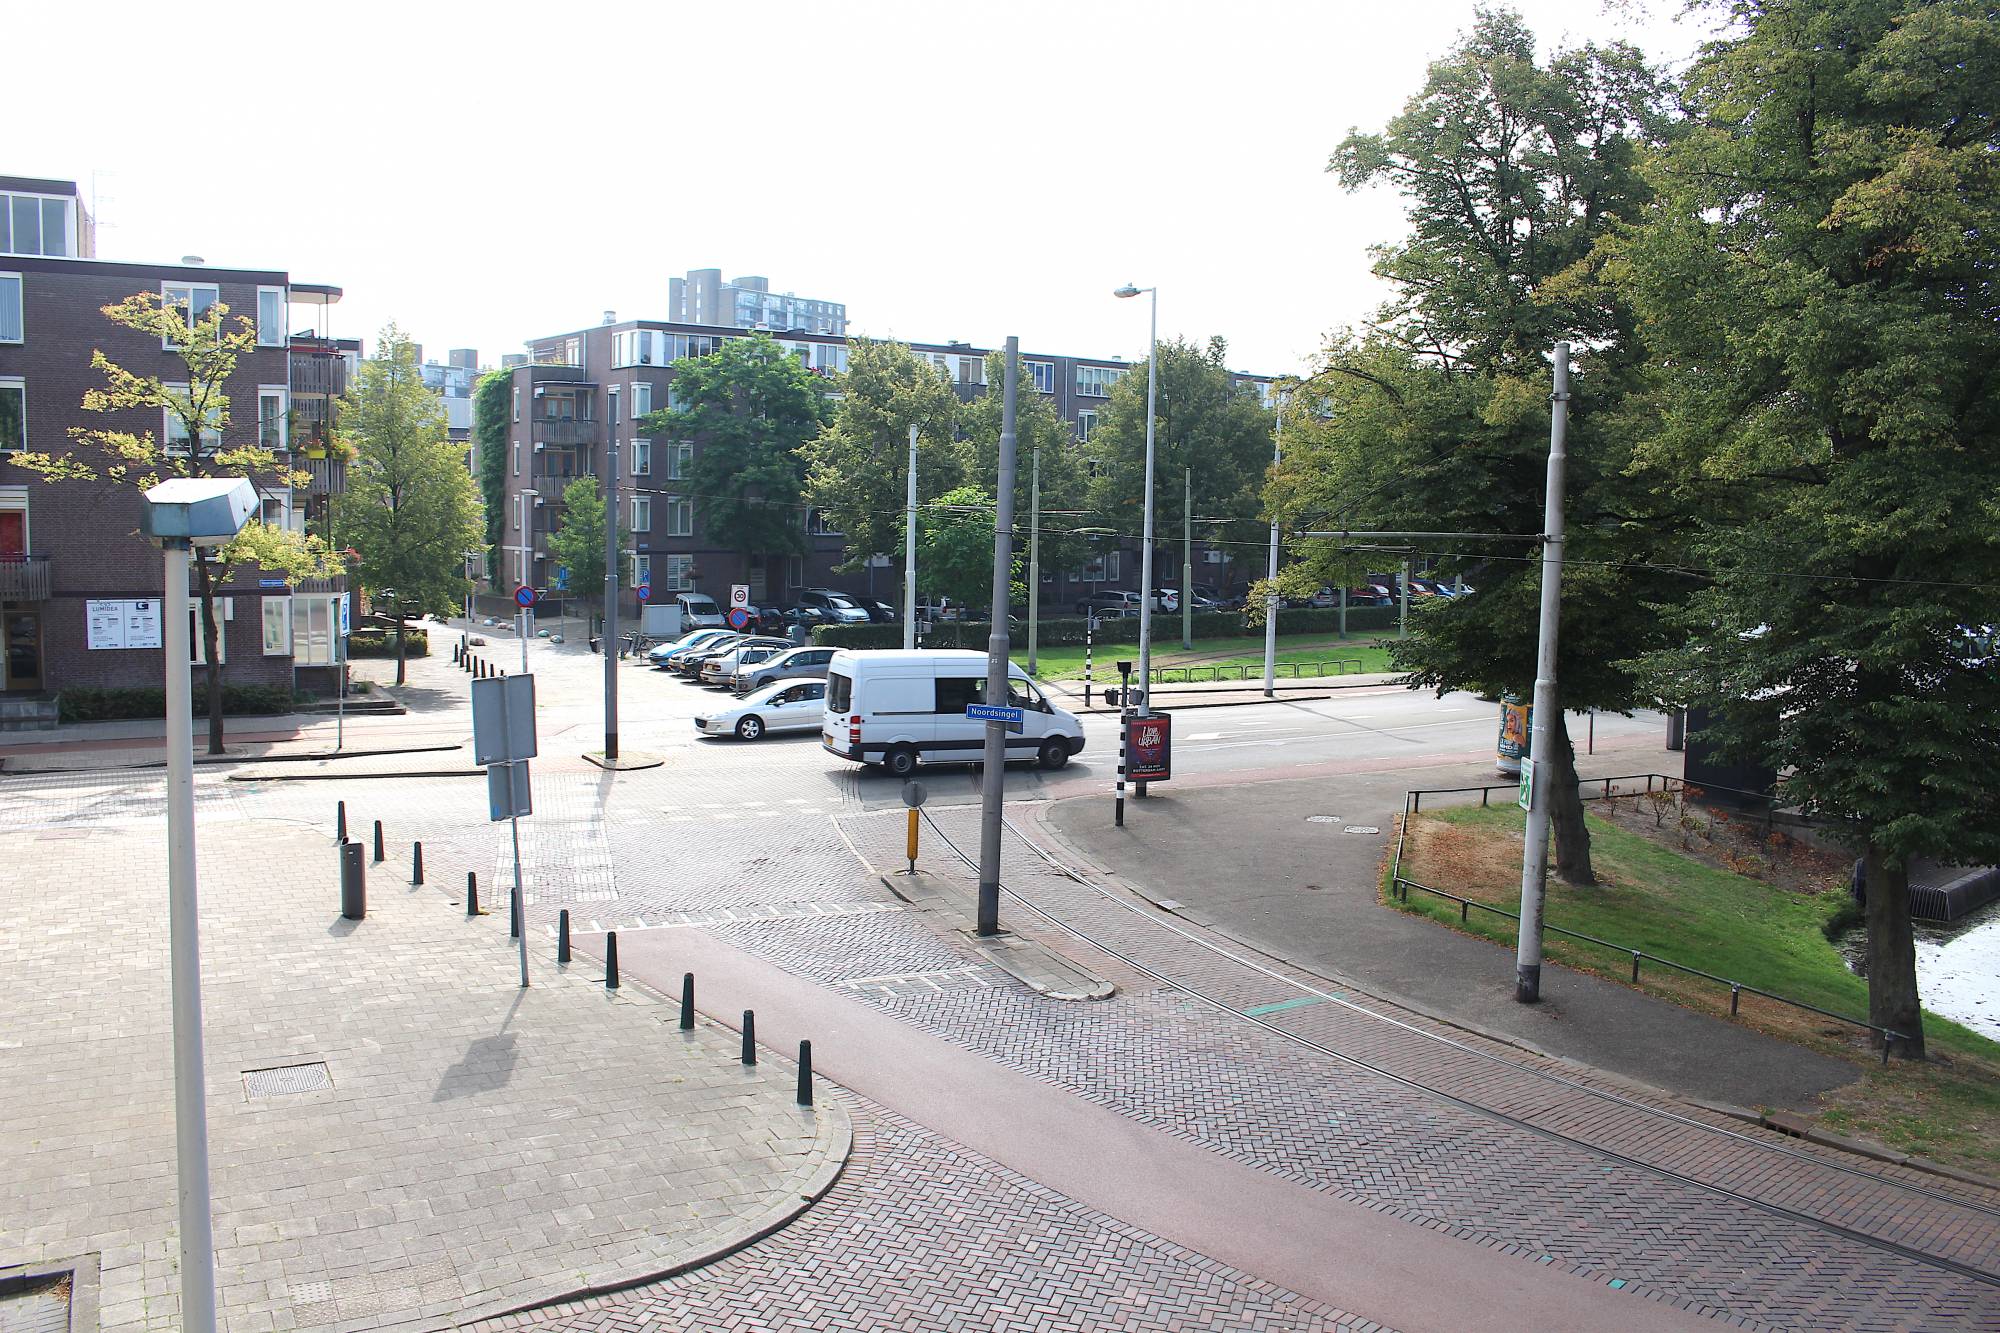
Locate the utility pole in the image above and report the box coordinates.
[1263,407,1282,696]
[903,423,918,651]
[602,385,621,760]
[1182,468,1192,651]
[1027,445,1041,675]
[1515,342,1571,1005]
[1399,559,1410,639]
[976,337,1018,937]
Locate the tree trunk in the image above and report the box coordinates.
[1862,842,1926,1059]
[1547,712,1596,886]
[395,611,408,686]
[194,550,227,756]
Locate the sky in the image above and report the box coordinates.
[14,0,1711,377]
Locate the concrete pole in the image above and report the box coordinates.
[163,539,219,1333]
[1028,446,1041,675]
[1137,290,1158,718]
[1182,468,1192,650]
[1515,342,1571,1005]
[603,386,621,761]
[1399,560,1410,639]
[903,423,918,651]
[1262,410,1282,697]
[977,337,1018,938]
[517,492,532,674]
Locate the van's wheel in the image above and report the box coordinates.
[1038,739,1069,770]
[885,745,918,778]
[735,715,765,740]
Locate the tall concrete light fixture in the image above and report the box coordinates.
[140,475,258,1333]
[1112,283,1158,722]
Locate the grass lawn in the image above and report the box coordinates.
[1391,804,2000,1174]
[1027,633,1397,681]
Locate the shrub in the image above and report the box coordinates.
[810,604,1400,649]
[58,683,298,722]
[347,628,429,658]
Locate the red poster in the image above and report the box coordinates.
[1125,713,1172,782]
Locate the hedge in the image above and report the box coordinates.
[811,603,1402,650]
[58,683,299,723]
[347,628,429,658]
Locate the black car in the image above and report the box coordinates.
[857,598,898,624]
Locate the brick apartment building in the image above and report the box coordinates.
[492,315,1272,619]
[0,176,350,723]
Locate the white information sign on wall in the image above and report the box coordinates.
[85,599,164,650]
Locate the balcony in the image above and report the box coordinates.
[531,461,594,492]
[300,456,347,495]
[0,555,52,601]
[290,350,348,399]
[532,419,599,448]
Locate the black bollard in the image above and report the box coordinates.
[339,841,366,920]
[509,884,520,939]
[558,909,571,964]
[372,820,384,864]
[679,973,695,1030]
[466,871,479,917]
[796,1039,813,1107]
[336,799,347,843]
[411,841,424,886]
[741,1010,757,1065]
[605,932,620,990]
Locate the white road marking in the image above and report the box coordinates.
[1189,732,1226,741]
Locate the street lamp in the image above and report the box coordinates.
[1113,283,1158,719]
[140,476,258,1333]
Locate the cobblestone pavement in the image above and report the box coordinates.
[0,808,844,1332]
[475,1096,1385,1333]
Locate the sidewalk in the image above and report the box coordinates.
[0,811,847,1330]
[1043,670,1407,713]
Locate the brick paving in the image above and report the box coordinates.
[0,807,845,1332]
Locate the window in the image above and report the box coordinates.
[1076,410,1097,442]
[631,381,652,419]
[262,596,291,655]
[665,495,693,536]
[1082,552,1120,583]
[0,378,23,452]
[161,282,219,345]
[0,273,20,343]
[0,192,72,257]
[290,595,336,665]
[256,287,285,346]
[188,597,234,665]
[631,495,651,532]
[666,383,687,412]
[632,553,652,587]
[1028,361,1055,394]
[258,389,287,451]
[957,356,985,386]
[511,442,521,476]
[665,553,695,591]
[935,676,987,714]
[807,508,840,535]
[630,439,651,476]
[1076,365,1126,397]
[563,336,583,367]
[162,385,222,456]
[668,442,692,479]
[512,387,520,422]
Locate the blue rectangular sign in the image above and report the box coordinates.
[966,703,1025,724]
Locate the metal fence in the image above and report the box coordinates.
[1390,773,1910,1060]
[1147,657,1366,684]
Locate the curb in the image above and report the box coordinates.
[226,768,483,783]
[0,741,466,777]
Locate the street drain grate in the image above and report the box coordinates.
[0,1274,71,1333]
[244,1062,332,1098]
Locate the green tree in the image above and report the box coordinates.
[543,473,630,628]
[334,325,483,684]
[473,369,512,585]
[642,333,828,570]
[916,485,1021,614]
[1276,10,1675,883]
[958,351,1096,586]
[1606,0,2000,1056]
[799,339,960,569]
[12,291,320,753]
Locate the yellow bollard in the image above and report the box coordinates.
[906,807,920,874]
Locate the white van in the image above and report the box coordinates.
[822,649,1086,778]
[676,592,725,629]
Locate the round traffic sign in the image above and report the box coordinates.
[513,584,537,608]
[725,606,752,630]
[635,584,651,603]
[901,780,927,808]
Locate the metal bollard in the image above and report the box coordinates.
[372,820,384,863]
[604,932,620,990]
[411,841,424,886]
[336,800,347,843]
[466,871,479,917]
[741,1010,756,1065]
[796,1039,813,1107]
[339,841,366,920]
[558,909,571,964]
[680,973,695,1030]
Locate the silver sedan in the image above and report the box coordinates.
[692,679,829,741]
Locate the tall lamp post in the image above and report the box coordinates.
[141,476,259,1333]
[1112,283,1158,719]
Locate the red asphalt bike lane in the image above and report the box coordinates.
[595,926,1719,1333]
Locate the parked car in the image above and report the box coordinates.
[1194,584,1245,612]
[669,634,747,675]
[1073,590,1145,617]
[695,679,829,741]
[857,598,898,624]
[734,644,837,693]
[1161,588,1221,612]
[796,588,872,624]
[699,637,793,686]
[650,628,737,669]
[674,592,725,629]
[821,648,1086,777]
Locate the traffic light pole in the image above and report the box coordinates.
[603,386,621,762]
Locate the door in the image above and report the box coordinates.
[4,611,43,691]
[0,511,24,559]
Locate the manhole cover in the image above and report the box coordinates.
[1305,815,1341,824]
[244,1062,332,1098]
[0,1274,71,1333]
[1343,826,1380,835]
